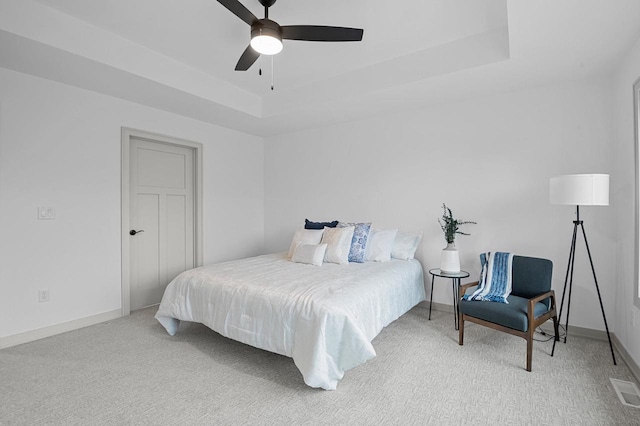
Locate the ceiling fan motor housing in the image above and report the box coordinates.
[251,19,282,42]
[259,0,277,7]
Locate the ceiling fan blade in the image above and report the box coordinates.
[281,25,364,42]
[217,0,258,26]
[235,45,260,71]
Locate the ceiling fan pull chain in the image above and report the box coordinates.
[259,55,262,76]
[271,56,274,90]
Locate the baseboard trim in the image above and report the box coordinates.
[539,323,613,341]
[0,309,122,350]
[417,300,455,313]
[612,334,640,385]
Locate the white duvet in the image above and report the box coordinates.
[155,252,425,390]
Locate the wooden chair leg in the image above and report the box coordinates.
[458,313,464,345]
[526,332,533,372]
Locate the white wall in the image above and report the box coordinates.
[612,34,640,367]
[264,78,617,332]
[0,68,264,339]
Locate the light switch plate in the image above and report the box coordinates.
[38,289,50,303]
[38,207,55,220]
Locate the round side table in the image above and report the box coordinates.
[428,268,470,330]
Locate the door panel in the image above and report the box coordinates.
[130,138,194,311]
[132,193,160,310]
[166,194,188,281]
[137,147,186,189]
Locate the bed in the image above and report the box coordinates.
[155,252,426,390]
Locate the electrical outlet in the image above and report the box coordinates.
[38,289,50,303]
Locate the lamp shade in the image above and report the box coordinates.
[550,174,609,206]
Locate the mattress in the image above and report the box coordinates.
[155,252,426,390]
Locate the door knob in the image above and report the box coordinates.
[129,229,145,236]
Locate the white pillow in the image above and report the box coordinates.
[365,229,398,262]
[288,228,324,258]
[321,226,355,265]
[391,231,423,260]
[292,244,327,266]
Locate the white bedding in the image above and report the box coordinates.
[155,252,426,390]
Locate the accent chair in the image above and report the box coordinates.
[458,255,559,372]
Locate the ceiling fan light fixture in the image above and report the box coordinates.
[250,34,282,55]
[250,20,283,55]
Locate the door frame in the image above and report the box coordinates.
[121,127,203,316]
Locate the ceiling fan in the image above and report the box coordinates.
[217,0,364,71]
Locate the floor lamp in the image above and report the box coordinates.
[549,174,616,365]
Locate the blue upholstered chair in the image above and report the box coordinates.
[458,255,559,372]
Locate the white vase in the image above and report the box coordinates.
[440,243,460,273]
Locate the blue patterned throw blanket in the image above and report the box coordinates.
[463,252,514,304]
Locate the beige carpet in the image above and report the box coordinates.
[1,306,638,425]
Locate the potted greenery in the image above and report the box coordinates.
[438,204,476,272]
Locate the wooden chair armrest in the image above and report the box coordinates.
[459,281,479,299]
[528,290,556,314]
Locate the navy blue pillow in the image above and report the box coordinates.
[304,219,339,230]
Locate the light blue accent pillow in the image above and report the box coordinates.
[338,222,372,263]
